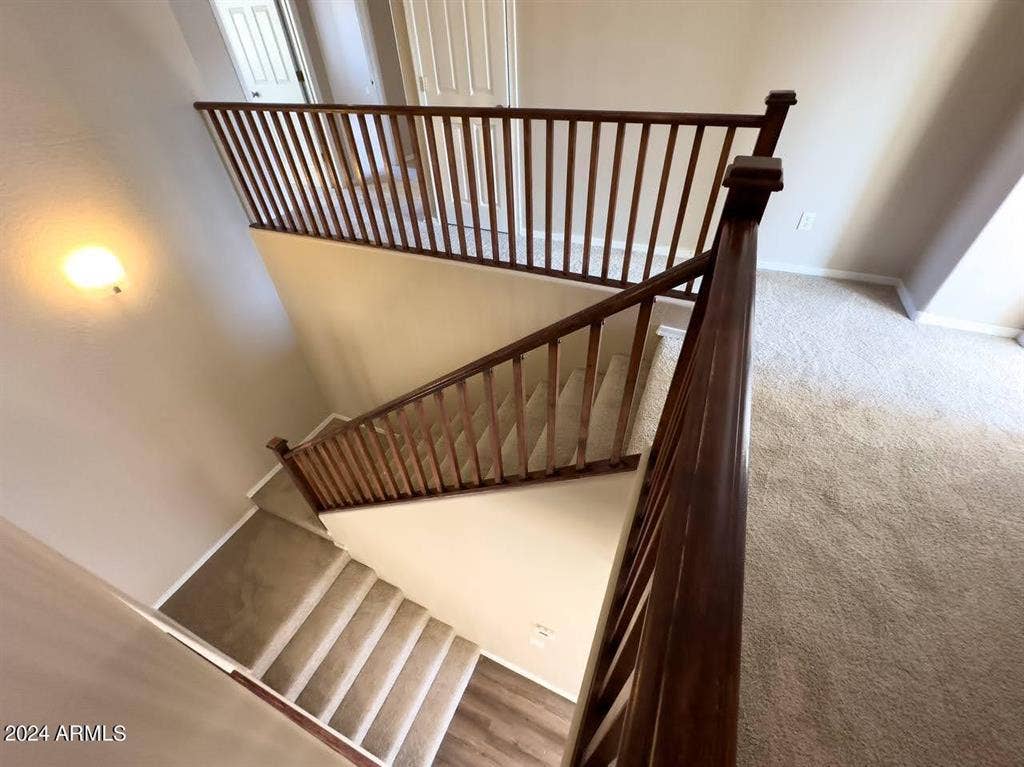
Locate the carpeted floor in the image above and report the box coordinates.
[738,272,1024,766]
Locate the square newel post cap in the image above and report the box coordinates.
[723,156,784,219]
[765,90,798,106]
[267,437,291,456]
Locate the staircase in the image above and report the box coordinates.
[161,510,479,766]
[191,88,795,764]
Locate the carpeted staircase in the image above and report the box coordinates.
[161,510,478,766]
[160,335,680,765]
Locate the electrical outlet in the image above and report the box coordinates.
[797,212,817,231]
[530,624,554,648]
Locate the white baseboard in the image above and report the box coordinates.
[153,505,259,609]
[896,280,919,321]
[479,649,578,704]
[757,260,902,287]
[914,312,1023,338]
[246,413,349,499]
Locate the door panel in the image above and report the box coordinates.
[214,0,306,104]
[405,0,510,234]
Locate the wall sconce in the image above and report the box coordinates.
[63,246,125,294]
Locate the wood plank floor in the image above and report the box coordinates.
[434,657,576,766]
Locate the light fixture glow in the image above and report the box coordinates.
[63,246,125,291]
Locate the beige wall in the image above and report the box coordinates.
[923,175,1024,332]
[0,517,350,767]
[508,0,1011,280]
[0,1,329,604]
[322,467,644,696]
[255,231,690,418]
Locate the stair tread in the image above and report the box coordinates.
[361,618,456,762]
[295,579,402,720]
[261,559,376,700]
[529,367,586,472]
[329,599,430,741]
[394,636,480,767]
[580,353,631,463]
[159,510,349,675]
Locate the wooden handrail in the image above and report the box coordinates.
[291,251,710,456]
[568,155,783,766]
[195,92,794,296]
[195,100,768,127]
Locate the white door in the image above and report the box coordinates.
[404,0,511,234]
[213,0,307,104]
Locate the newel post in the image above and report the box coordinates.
[267,437,323,514]
[721,155,784,223]
[752,90,797,157]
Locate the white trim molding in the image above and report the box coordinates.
[914,312,1023,338]
[757,260,902,287]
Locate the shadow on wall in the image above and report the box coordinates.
[843,0,1024,289]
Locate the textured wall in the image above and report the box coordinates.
[0,1,329,604]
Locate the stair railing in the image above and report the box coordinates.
[268,249,714,514]
[195,93,794,296]
[567,155,783,766]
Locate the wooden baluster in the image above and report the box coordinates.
[223,110,275,226]
[325,437,362,504]
[294,450,334,508]
[512,355,529,480]
[350,427,386,501]
[544,118,554,270]
[601,122,626,280]
[374,114,409,249]
[243,110,294,231]
[340,114,382,245]
[380,413,414,497]
[457,381,482,486]
[483,368,504,484]
[577,320,603,470]
[441,116,467,256]
[300,112,343,239]
[267,437,322,512]
[481,116,501,263]
[610,297,654,465]
[695,125,736,256]
[367,417,400,499]
[311,112,355,239]
[414,399,445,492]
[546,340,560,475]
[339,429,374,501]
[327,113,371,242]
[261,110,306,232]
[643,124,678,279]
[502,116,517,266]
[523,119,534,267]
[434,390,463,489]
[391,407,423,497]
[459,116,484,260]
[423,117,453,253]
[620,122,651,283]
[581,121,601,278]
[563,119,578,275]
[581,673,632,766]
[389,114,422,251]
[406,114,437,252]
[313,443,349,506]
[667,125,704,267]
[396,407,428,495]
[279,111,326,236]
[359,114,397,246]
[206,110,263,224]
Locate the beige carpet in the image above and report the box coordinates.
[739,272,1024,766]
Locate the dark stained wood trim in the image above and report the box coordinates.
[230,671,380,766]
